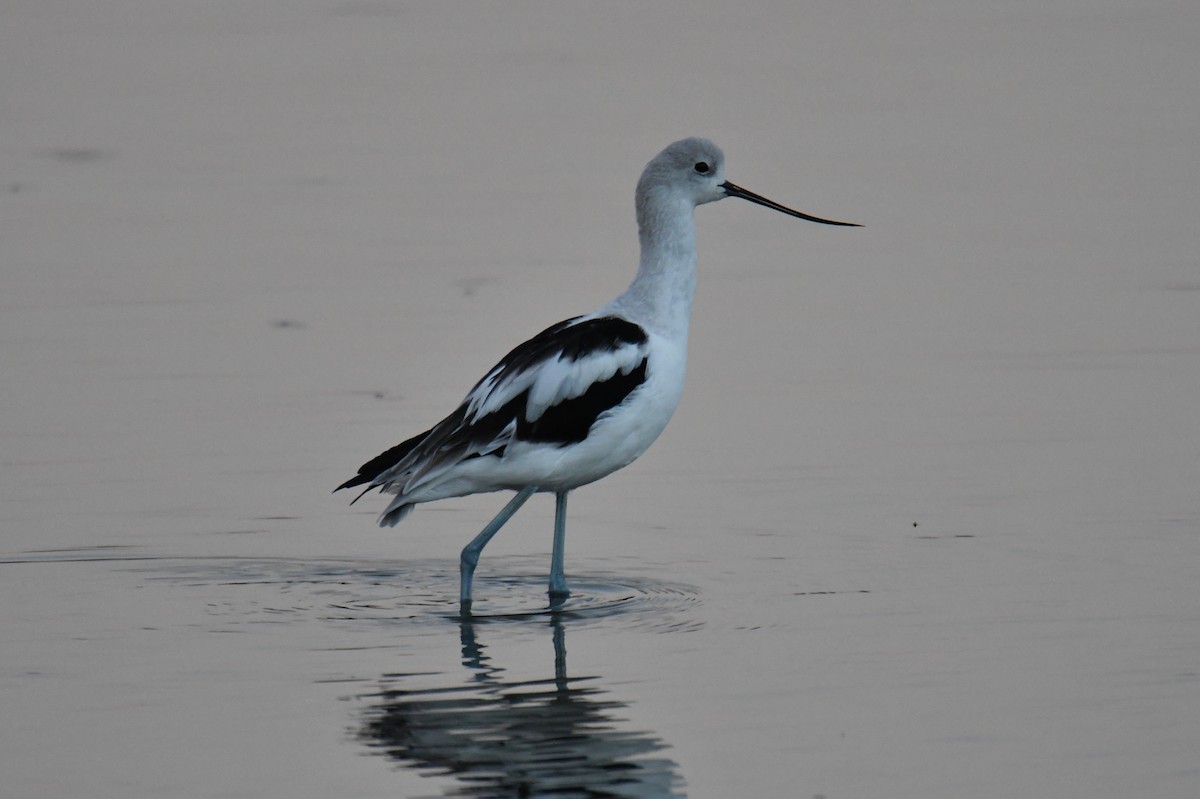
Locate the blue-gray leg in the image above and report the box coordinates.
[549,490,570,600]
[460,487,536,608]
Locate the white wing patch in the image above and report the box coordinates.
[464,365,537,421]
[526,346,645,422]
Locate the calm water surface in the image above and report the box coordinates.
[4,3,1200,798]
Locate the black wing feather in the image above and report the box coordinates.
[335,430,427,493]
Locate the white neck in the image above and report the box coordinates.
[605,190,697,339]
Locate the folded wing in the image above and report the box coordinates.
[336,315,651,501]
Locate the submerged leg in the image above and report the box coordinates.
[549,490,570,600]
[460,487,535,608]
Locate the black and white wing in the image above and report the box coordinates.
[336,314,650,499]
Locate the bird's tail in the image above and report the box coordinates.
[379,496,414,528]
[335,431,429,525]
[334,431,427,495]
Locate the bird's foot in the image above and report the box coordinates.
[548,585,570,610]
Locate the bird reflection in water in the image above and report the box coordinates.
[360,615,685,797]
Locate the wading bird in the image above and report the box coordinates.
[336,137,858,610]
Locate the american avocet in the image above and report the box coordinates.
[337,138,858,609]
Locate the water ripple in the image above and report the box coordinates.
[137,555,701,633]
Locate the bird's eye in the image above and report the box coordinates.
[694,161,710,174]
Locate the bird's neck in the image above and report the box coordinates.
[609,194,697,338]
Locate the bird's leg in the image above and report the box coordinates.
[460,487,535,610]
[549,490,571,601]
